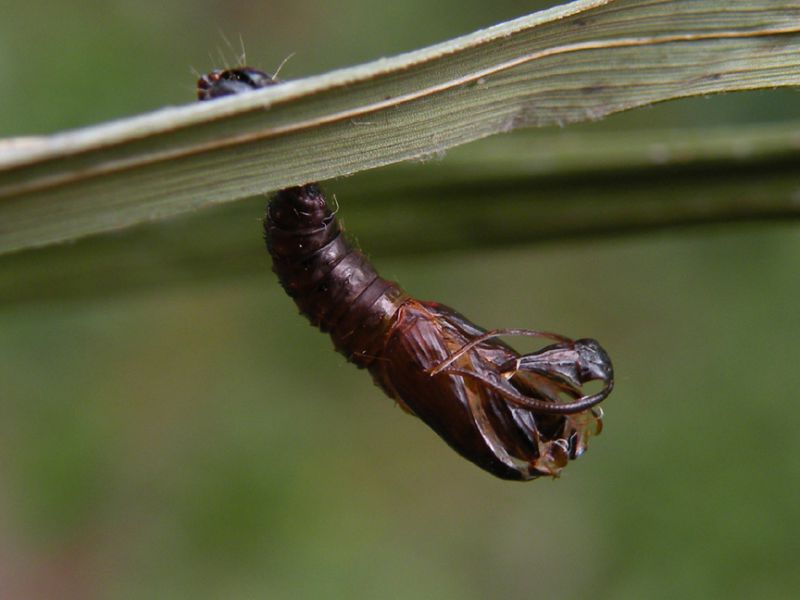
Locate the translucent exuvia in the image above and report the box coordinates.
[199,67,614,480]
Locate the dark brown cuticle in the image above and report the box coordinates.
[196,66,614,481]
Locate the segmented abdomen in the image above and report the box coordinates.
[201,66,611,481]
[264,184,408,368]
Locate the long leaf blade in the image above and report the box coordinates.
[2,121,799,306]
[1,0,799,253]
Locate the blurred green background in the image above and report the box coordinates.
[1,1,799,599]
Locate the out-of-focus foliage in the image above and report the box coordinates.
[1,1,798,599]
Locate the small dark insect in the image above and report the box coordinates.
[197,67,614,481]
[197,66,278,100]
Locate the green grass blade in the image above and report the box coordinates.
[3,121,799,306]
[1,0,800,254]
